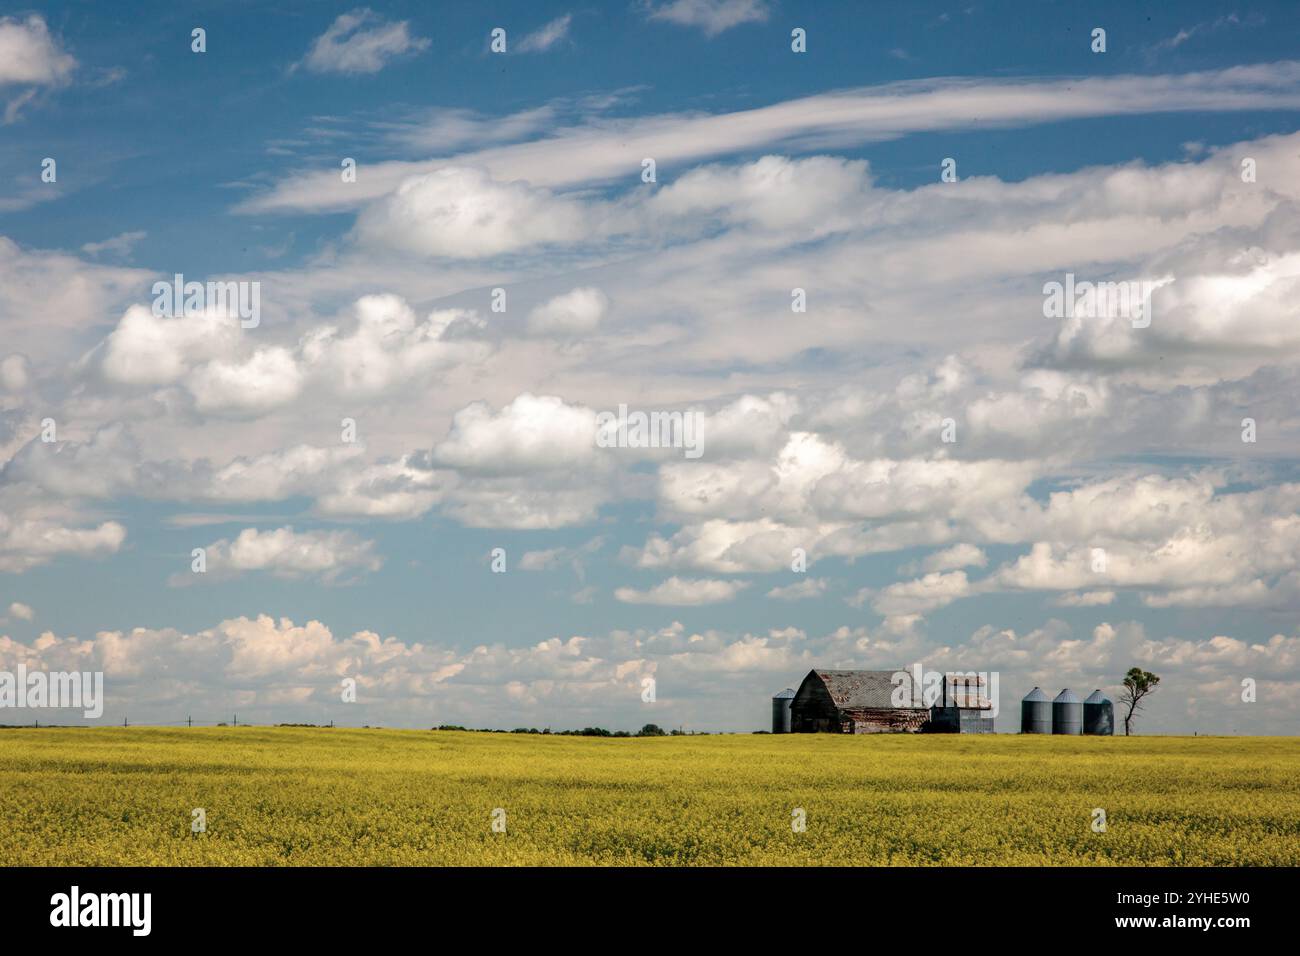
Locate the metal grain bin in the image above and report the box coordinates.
[771,688,795,734]
[1083,689,1114,736]
[1052,688,1083,735]
[1020,687,1052,734]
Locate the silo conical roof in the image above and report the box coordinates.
[1054,688,1080,703]
[1023,686,1050,701]
[1084,689,1110,703]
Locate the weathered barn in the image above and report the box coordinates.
[791,669,927,733]
[788,669,993,734]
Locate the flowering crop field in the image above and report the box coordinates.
[1,728,1296,866]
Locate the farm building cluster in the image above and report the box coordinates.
[770,670,1113,735]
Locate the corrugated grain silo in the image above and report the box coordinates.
[1052,688,1083,735]
[771,688,795,734]
[1020,687,1052,734]
[1083,689,1114,736]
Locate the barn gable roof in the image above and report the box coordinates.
[804,669,919,710]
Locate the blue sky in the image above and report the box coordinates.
[2,1,1300,733]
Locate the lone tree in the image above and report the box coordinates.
[1118,667,1161,735]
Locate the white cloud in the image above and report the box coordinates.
[200,445,366,504]
[615,576,750,605]
[6,611,1293,732]
[7,601,34,621]
[443,483,605,530]
[182,527,382,584]
[1055,590,1117,607]
[239,65,1300,214]
[97,294,490,414]
[766,578,828,601]
[434,393,598,475]
[652,155,875,234]
[0,510,125,573]
[921,544,988,572]
[519,537,605,574]
[518,547,569,571]
[0,238,151,362]
[629,518,822,574]
[81,231,146,258]
[516,15,573,53]
[0,353,29,391]
[315,454,452,520]
[0,16,75,101]
[297,294,489,399]
[1044,250,1300,369]
[527,287,609,335]
[644,0,770,36]
[298,9,429,74]
[354,168,590,258]
[866,570,973,616]
[188,347,305,414]
[101,305,242,388]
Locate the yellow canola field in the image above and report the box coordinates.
[1,728,1296,866]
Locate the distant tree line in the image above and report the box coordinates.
[433,723,700,737]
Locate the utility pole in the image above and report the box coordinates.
[187,715,192,727]
[233,714,237,727]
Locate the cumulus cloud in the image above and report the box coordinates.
[0,15,75,120]
[7,601,34,621]
[434,393,598,475]
[0,509,125,573]
[97,294,490,415]
[614,576,750,605]
[863,571,974,616]
[297,294,488,399]
[651,156,875,234]
[920,544,988,573]
[354,168,590,258]
[180,527,382,584]
[11,47,1300,737]
[0,15,76,86]
[4,611,1294,733]
[527,287,609,335]
[188,347,305,414]
[298,9,429,74]
[101,305,242,388]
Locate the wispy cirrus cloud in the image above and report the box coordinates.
[295,8,429,75]
[237,63,1300,214]
[643,0,771,36]
[516,14,573,53]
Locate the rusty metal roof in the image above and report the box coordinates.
[812,669,920,710]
